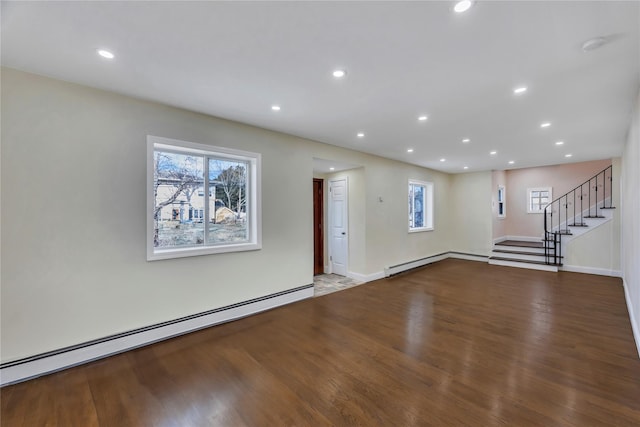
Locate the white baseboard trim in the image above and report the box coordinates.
[623,278,640,359]
[560,265,622,277]
[383,251,489,277]
[347,271,385,283]
[324,265,330,274]
[449,252,489,262]
[384,252,449,277]
[493,236,507,244]
[0,285,313,387]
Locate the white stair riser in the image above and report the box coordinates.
[488,259,559,272]
[490,252,554,262]
[493,245,546,255]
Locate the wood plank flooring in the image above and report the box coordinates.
[2,259,640,426]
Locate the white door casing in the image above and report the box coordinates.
[329,178,348,276]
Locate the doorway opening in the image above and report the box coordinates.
[313,178,324,275]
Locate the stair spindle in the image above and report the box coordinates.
[542,165,613,266]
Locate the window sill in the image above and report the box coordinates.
[408,227,434,233]
[148,242,262,261]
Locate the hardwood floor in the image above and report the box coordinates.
[2,259,640,426]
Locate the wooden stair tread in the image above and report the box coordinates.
[496,240,544,248]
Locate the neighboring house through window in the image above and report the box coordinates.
[147,135,261,260]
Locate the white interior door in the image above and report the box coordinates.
[329,178,348,276]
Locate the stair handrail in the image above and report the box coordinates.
[543,165,613,265]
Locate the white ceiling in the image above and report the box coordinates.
[313,158,362,175]
[2,1,638,173]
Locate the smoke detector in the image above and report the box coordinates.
[582,37,607,52]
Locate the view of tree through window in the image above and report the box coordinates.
[153,152,249,249]
[408,179,434,232]
[409,183,424,228]
[209,158,248,244]
[147,136,261,261]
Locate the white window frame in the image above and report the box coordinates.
[527,187,552,214]
[408,179,434,233]
[147,135,261,261]
[497,185,506,218]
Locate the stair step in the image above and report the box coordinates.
[492,249,563,258]
[490,256,561,266]
[495,240,543,248]
[584,215,605,219]
[600,207,616,209]
[557,229,573,235]
[489,258,559,272]
[494,242,546,255]
[568,223,588,227]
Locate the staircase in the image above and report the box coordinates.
[490,239,560,272]
[489,165,615,271]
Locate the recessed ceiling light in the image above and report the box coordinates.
[508,160,515,165]
[271,105,281,111]
[97,49,114,59]
[555,141,564,146]
[418,115,428,121]
[454,0,474,13]
[329,167,335,171]
[463,166,469,170]
[540,122,551,128]
[462,138,470,143]
[565,154,573,158]
[513,86,528,95]
[357,132,365,138]
[490,151,497,155]
[332,69,346,78]
[440,158,446,162]
[407,148,414,153]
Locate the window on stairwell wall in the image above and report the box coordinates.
[147,135,262,261]
[527,187,552,214]
[408,179,434,232]
[497,185,506,218]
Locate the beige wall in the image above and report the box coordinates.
[491,170,507,240]
[1,68,310,361]
[363,162,451,273]
[1,68,453,362]
[450,171,493,255]
[503,159,612,238]
[621,89,640,353]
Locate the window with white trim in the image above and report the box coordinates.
[408,179,434,232]
[527,187,552,214]
[497,185,506,218]
[147,136,261,260]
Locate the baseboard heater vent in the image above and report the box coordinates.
[385,252,489,277]
[0,284,313,387]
